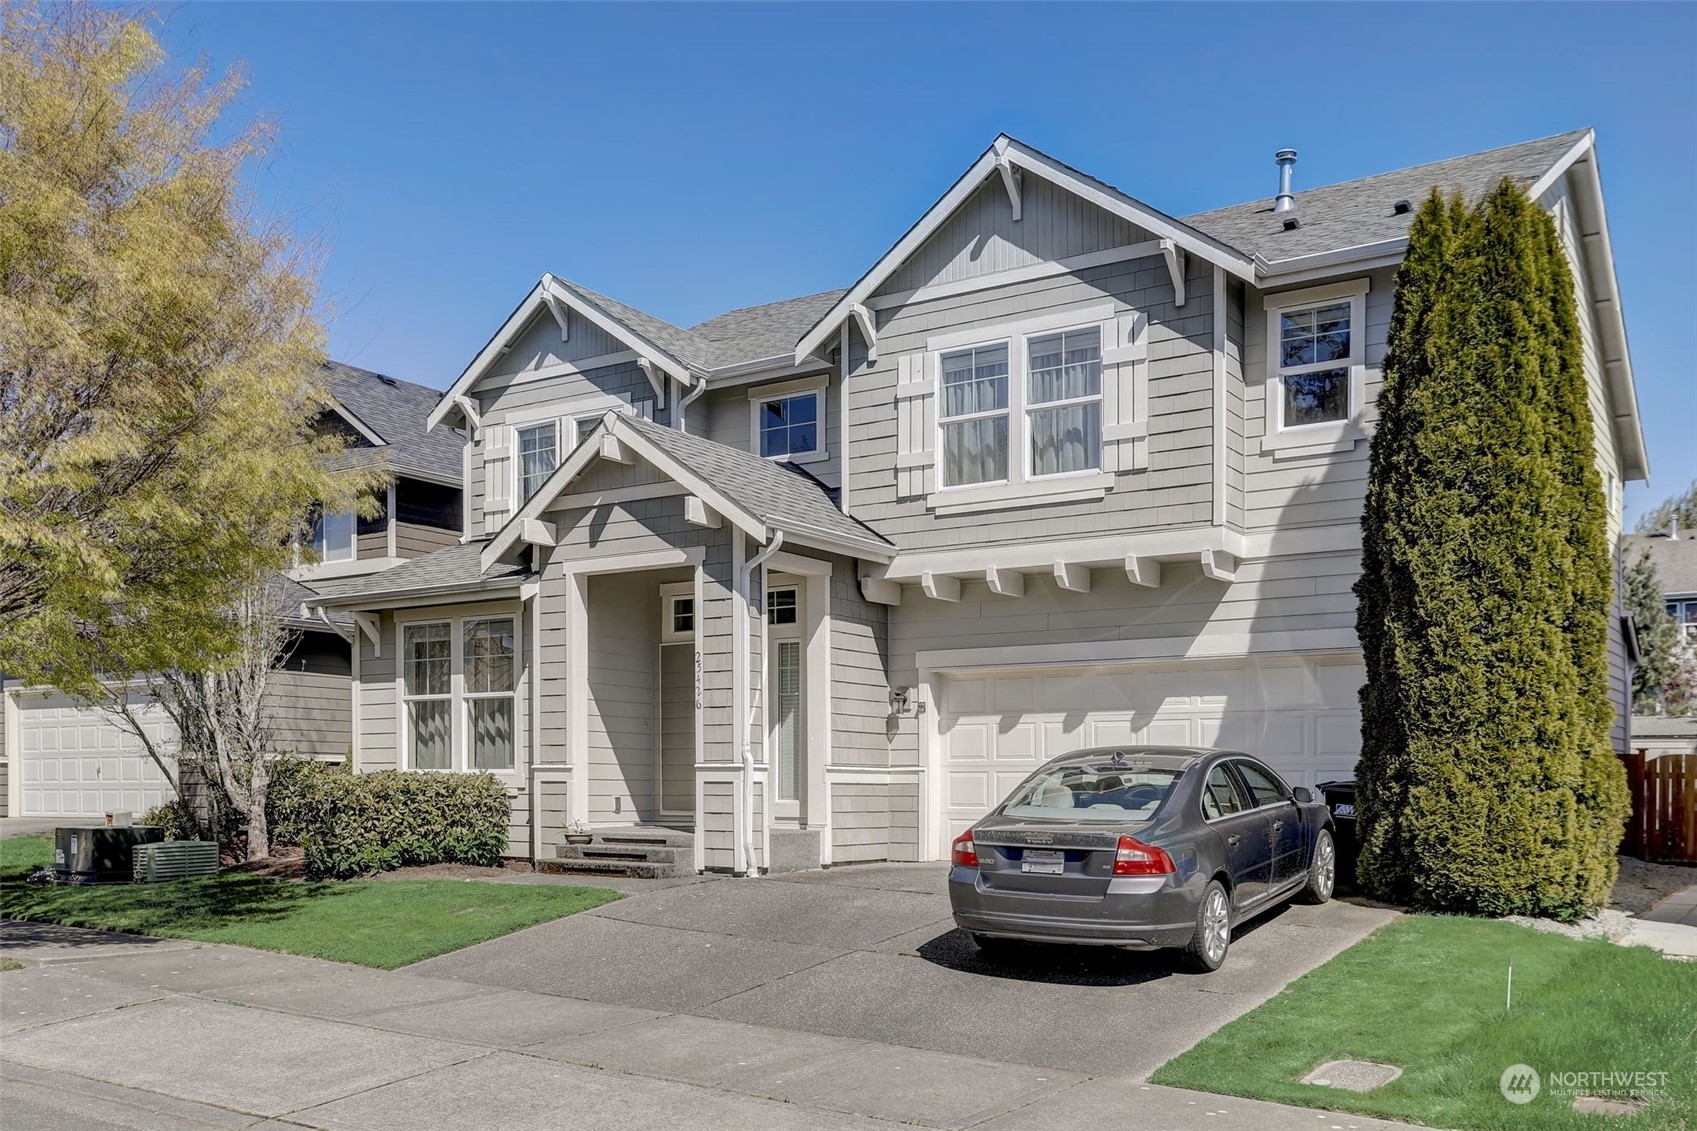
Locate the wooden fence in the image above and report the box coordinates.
[1622,751,1697,864]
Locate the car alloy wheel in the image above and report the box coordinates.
[1314,834,1335,898]
[1202,886,1230,964]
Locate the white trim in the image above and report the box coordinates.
[562,545,705,579]
[925,302,1116,353]
[290,555,406,582]
[865,240,1167,314]
[824,764,924,780]
[1212,266,1227,527]
[1160,240,1187,308]
[393,605,523,781]
[4,684,20,820]
[659,580,697,645]
[326,401,386,446]
[930,473,1113,516]
[749,382,826,463]
[1261,278,1371,451]
[917,632,1364,675]
[552,481,682,511]
[385,484,398,559]
[870,526,1245,585]
[1053,561,1092,593]
[349,639,361,771]
[1260,238,1408,280]
[793,135,1256,363]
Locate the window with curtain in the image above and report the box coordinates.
[939,343,1009,486]
[313,509,356,562]
[517,422,558,501]
[1276,302,1351,428]
[771,640,801,803]
[402,622,452,770]
[1026,327,1103,477]
[463,618,515,771]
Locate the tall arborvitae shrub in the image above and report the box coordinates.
[1355,180,1626,918]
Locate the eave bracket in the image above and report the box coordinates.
[849,303,879,364]
[1160,239,1187,308]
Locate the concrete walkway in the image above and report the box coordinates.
[1,918,1422,1131]
[1621,882,1697,959]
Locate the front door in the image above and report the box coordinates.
[767,585,803,822]
[658,586,697,818]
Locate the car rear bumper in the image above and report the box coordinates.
[947,866,1198,948]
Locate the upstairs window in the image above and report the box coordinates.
[1026,327,1103,477]
[766,586,798,625]
[758,392,819,459]
[1276,301,1351,428]
[517,422,558,501]
[939,343,1010,486]
[313,509,356,562]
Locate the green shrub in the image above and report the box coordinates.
[140,799,211,842]
[299,770,511,880]
[265,757,349,846]
[1354,181,1626,918]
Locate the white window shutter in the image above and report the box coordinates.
[482,424,511,533]
[894,353,936,498]
[1102,310,1149,473]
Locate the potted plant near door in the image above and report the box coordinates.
[564,821,592,845]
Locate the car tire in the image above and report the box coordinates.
[1180,880,1231,973]
[1297,828,1336,905]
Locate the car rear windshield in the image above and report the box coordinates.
[1001,761,1184,823]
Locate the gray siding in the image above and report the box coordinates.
[832,781,889,864]
[1240,266,1396,532]
[483,306,628,385]
[849,250,1215,550]
[1224,279,1246,529]
[394,522,461,558]
[267,670,351,760]
[828,557,891,766]
[702,376,842,491]
[585,569,659,824]
[877,175,1149,297]
[356,530,388,561]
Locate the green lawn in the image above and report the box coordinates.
[1153,914,1696,1130]
[1,835,620,969]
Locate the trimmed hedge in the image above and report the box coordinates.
[298,768,512,880]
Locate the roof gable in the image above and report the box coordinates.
[323,362,465,485]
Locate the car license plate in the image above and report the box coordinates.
[1022,849,1064,874]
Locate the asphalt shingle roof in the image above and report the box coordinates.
[304,538,532,605]
[622,416,892,553]
[688,289,849,369]
[1182,131,1588,265]
[324,361,465,483]
[1622,534,1697,598]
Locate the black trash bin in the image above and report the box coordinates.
[1315,780,1358,886]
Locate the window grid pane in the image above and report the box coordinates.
[1283,368,1348,427]
[469,699,514,770]
[1027,328,1102,405]
[772,640,801,802]
[409,700,452,770]
[940,345,1009,419]
[759,393,819,457]
[942,416,1009,486]
[766,588,798,625]
[463,618,515,694]
[1279,302,1351,370]
[403,623,451,696]
[519,423,558,500]
[1029,402,1103,477]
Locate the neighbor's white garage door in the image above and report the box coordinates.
[15,690,176,818]
[935,655,1364,850]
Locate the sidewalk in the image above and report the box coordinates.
[1,919,1426,1131]
[1622,882,1697,959]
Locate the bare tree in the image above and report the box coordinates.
[103,581,292,858]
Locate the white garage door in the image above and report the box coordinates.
[935,655,1364,851]
[15,691,177,818]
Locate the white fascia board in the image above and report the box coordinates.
[794,137,1257,364]
[309,583,527,614]
[1258,237,1409,280]
[1565,137,1649,482]
[326,400,386,446]
[480,416,766,571]
[428,281,549,431]
[870,527,1242,584]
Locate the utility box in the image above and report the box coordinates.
[53,826,165,884]
[132,840,220,883]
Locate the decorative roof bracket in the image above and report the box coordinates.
[849,303,878,364]
[1160,239,1187,307]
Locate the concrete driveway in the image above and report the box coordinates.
[413,862,1398,1079]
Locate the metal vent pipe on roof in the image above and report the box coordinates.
[1274,149,1298,214]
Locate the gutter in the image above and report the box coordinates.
[736,530,785,876]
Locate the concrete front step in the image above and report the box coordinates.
[535,857,678,881]
[595,827,695,848]
[557,844,686,865]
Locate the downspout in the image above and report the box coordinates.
[677,374,707,433]
[737,529,785,875]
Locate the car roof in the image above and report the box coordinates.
[1048,746,1231,770]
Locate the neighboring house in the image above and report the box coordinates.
[1630,716,1697,760]
[1,363,466,820]
[1623,528,1697,648]
[305,130,1647,874]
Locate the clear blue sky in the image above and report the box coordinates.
[160,2,1695,524]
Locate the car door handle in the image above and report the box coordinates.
[1271,821,1285,831]
[1227,835,1241,847]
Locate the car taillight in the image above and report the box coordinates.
[951,830,979,868]
[1112,835,1175,876]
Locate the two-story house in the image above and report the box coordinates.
[306,130,1646,875]
[2,363,467,820]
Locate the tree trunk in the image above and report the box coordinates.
[245,754,270,859]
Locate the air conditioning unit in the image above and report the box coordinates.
[53,826,165,884]
[132,840,220,883]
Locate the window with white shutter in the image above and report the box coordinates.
[481,424,511,534]
[894,353,936,498]
[1102,310,1149,472]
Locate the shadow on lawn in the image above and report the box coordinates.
[0,839,357,934]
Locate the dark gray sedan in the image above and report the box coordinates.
[947,746,1336,972]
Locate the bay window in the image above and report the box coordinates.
[400,614,517,773]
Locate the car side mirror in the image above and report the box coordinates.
[1291,786,1313,804]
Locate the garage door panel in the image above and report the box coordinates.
[936,657,1365,858]
[17,692,176,818]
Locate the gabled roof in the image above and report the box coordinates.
[792,134,1260,363]
[1622,533,1697,597]
[1183,130,1592,267]
[323,362,465,485]
[305,538,533,607]
[689,288,848,370]
[484,414,893,570]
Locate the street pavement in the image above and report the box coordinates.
[0,862,1419,1130]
